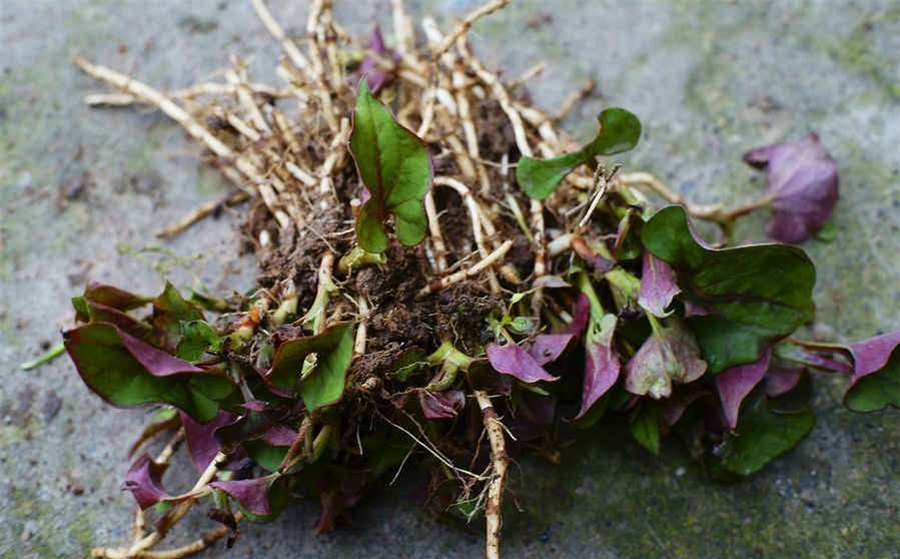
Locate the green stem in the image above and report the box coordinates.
[20,342,66,370]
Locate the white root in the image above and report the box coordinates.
[474,390,508,559]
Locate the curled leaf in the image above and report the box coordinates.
[349,77,432,253]
[743,133,839,243]
[268,323,355,411]
[419,390,465,419]
[124,454,169,509]
[516,108,641,200]
[180,410,236,472]
[765,363,805,397]
[576,313,620,419]
[529,333,573,366]
[210,476,274,516]
[642,205,815,373]
[359,26,396,93]
[638,251,680,318]
[625,319,706,399]
[844,330,900,412]
[715,350,771,430]
[486,342,557,383]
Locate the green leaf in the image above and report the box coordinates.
[642,206,815,373]
[845,343,900,413]
[630,403,660,455]
[515,108,641,200]
[349,77,432,253]
[716,386,815,476]
[152,282,205,349]
[175,321,221,362]
[268,323,354,411]
[63,323,234,421]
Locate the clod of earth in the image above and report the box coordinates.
[37,1,897,558]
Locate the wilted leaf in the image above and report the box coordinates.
[743,133,839,243]
[642,205,815,373]
[516,108,641,200]
[625,318,706,399]
[716,386,815,476]
[268,323,355,411]
[844,330,900,412]
[715,350,770,430]
[419,390,465,419]
[638,251,680,318]
[349,77,432,253]
[64,323,234,421]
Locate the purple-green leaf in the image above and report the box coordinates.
[124,454,169,509]
[715,350,770,430]
[210,476,275,516]
[349,77,432,253]
[529,333,573,366]
[638,251,680,318]
[359,26,396,93]
[419,390,465,419]
[576,313,620,419]
[844,330,900,412]
[625,318,706,399]
[743,133,839,243]
[180,410,236,472]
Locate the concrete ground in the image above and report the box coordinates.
[1,1,898,557]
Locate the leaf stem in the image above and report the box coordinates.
[20,341,66,370]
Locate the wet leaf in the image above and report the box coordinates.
[349,77,432,253]
[268,323,355,411]
[743,133,839,243]
[516,108,641,200]
[715,350,770,430]
[638,251,680,318]
[642,205,815,373]
[716,386,815,476]
[64,323,233,421]
[625,318,706,399]
[844,330,900,412]
[124,454,169,509]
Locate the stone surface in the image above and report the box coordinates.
[1,1,898,558]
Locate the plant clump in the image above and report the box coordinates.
[42,1,898,558]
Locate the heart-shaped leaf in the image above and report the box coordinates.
[624,318,707,399]
[715,349,771,430]
[349,77,432,253]
[638,251,680,318]
[268,323,354,411]
[515,108,641,200]
[64,322,234,421]
[642,205,815,373]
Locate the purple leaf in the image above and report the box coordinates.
[487,343,557,383]
[123,454,169,509]
[765,364,805,397]
[180,410,236,473]
[844,330,900,411]
[359,26,396,93]
[533,275,571,289]
[517,391,557,426]
[419,390,465,419]
[743,133,839,243]
[849,331,900,376]
[566,294,591,337]
[638,252,680,318]
[716,350,771,430]
[529,333,573,366]
[210,476,273,516]
[576,313,621,419]
[263,424,298,447]
[625,319,707,399]
[119,329,205,377]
